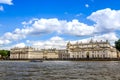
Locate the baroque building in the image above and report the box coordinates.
[10,47,60,59]
[10,40,120,60]
[10,47,30,59]
[58,49,69,59]
[67,40,119,59]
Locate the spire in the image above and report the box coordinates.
[76,41,79,46]
[76,41,79,44]
[67,41,71,46]
[106,40,108,43]
[89,39,93,43]
[80,41,82,44]
[67,41,71,49]
[106,40,109,44]
[96,40,98,43]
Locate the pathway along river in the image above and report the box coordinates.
[0,61,120,80]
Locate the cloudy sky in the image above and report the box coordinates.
[0,0,120,49]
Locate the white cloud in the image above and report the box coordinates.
[76,13,83,17]
[21,18,64,35]
[0,6,4,11]
[0,0,13,5]
[0,39,11,45]
[12,43,26,48]
[0,42,26,50]
[87,8,120,33]
[0,30,26,46]
[85,4,89,8]
[67,32,118,46]
[27,33,118,49]
[7,32,21,40]
[64,19,94,36]
[0,0,13,12]
[1,8,120,48]
[1,32,118,50]
[50,36,63,41]
[0,18,93,44]
[21,18,94,36]
[89,32,118,43]
[27,36,67,49]
[31,18,63,35]
[2,32,26,41]
[76,32,118,45]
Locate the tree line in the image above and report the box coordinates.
[0,50,10,60]
[115,39,120,51]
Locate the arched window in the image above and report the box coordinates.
[86,52,89,59]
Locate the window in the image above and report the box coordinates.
[92,54,94,58]
[72,55,74,58]
[97,54,99,58]
[82,55,84,58]
[103,54,105,58]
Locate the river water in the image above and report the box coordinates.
[0,61,120,80]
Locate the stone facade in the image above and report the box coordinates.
[10,47,59,59]
[10,47,30,59]
[42,49,59,59]
[58,49,69,59]
[10,40,120,60]
[67,40,119,59]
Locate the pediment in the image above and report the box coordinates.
[94,45,101,49]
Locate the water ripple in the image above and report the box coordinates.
[0,61,120,80]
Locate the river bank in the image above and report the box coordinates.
[1,58,120,61]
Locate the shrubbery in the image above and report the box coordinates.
[0,50,10,60]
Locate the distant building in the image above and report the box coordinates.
[41,49,59,59]
[67,40,119,59]
[58,49,69,59]
[10,40,120,60]
[10,47,59,59]
[10,47,32,59]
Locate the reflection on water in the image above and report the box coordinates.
[0,61,120,80]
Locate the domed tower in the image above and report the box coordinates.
[76,41,79,48]
[67,41,71,49]
[66,41,72,56]
[105,39,109,45]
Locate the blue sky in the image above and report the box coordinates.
[0,0,120,49]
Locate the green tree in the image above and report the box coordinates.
[115,39,120,51]
[0,50,10,59]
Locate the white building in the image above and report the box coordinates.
[10,40,120,60]
[10,47,59,59]
[67,40,119,59]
